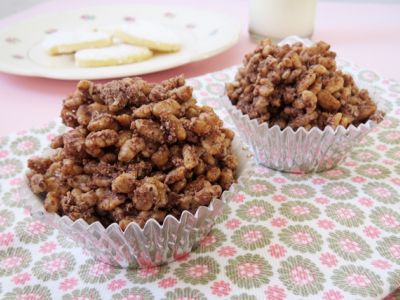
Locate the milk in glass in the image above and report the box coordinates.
[249,0,317,40]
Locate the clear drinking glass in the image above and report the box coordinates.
[249,0,317,41]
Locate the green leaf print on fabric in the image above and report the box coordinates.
[355,163,391,180]
[195,228,226,253]
[281,184,316,199]
[357,69,380,82]
[0,209,15,231]
[15,218,54,244]
[279,225,323,253]
[1,187,25,207]
[378,130,400,145]
[386,146,400,161]
[319,167,351,180]
[362,182,399,204]
[351,148,380,162]
[388,270,400,291]
[127,264,169,284]
[243,179,277,197]
[225,254,272,288]
[332,265,383,297]
[112,287,154,300]
[328,230,372,261]
[370,206,400,234]
[3,285,51,300]
[32,252,76,281]
[279,201,320,222]
[278,256,325,296]
[206,82,225,96]
[377,236,400,264]
[78,258,119,284]
[161,287,207,300]
[0,247,32,276]
[174,256,219,285]
[231,225,273,250]
[10,136,41,156]
[325,203,365,227]
[230,294,257,300]
[236,199,274,222]
[355,135,374,147]
[321,182,358,200]
[0,158,23,179]
[211,71,231,82]
[62,288,101,300]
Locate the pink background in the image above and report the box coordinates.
[0,0,399,136]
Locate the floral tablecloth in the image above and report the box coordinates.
[1,63,400,300]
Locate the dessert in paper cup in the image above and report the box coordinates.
[24,76,249,268]
[224,36,385,173]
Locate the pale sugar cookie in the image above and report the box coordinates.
[75,44,153,67]
[42,31,112,55]
[114,21,181,52]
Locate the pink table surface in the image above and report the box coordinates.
[0,0,399,136]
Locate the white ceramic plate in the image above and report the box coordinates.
[0,4,240,80]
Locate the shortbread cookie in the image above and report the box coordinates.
[75,44,153,67]
[114,21,181,52]
[43,31,112,55]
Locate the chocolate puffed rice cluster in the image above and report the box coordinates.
[226,39,384,130]
[27,76,237,229]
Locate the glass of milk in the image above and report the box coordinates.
[249,0,317,40]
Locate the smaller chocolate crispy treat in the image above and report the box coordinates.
[226,39,384,130]
[27,76,237,229]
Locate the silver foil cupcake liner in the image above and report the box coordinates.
[23,136,250,269]
[223,36,385,173]
[224,97,378,173]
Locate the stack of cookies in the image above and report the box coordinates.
[42,20,182,67]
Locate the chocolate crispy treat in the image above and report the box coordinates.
[226,39,384,130]
[27,76,237,229]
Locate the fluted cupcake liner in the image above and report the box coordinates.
[23,136,251,269]
[223,36,385,173]
[224,98,378,173]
